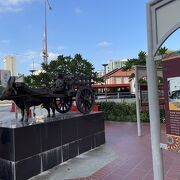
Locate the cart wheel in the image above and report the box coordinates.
[76,87,95,114]
[55,97,72,113]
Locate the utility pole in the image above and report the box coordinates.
[42,0,52,65]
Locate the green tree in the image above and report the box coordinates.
[155,46,168,67]
[157,46,168,56]
[122,48,169,81]
[25,54,99,87]
[122,51,147,80]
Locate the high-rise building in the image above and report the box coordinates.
[96,70,104,77]
[3,55,17,76]
[106,59,127,73]
[0,70,11,87]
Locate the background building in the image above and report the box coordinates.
[96,70,104,77]
[96,59,128,78]
[93,68,135,94]
[106,59,127,73]
[0,70,11,87]
[3,55,17,76]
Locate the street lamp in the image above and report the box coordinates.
[29,59,36,87]
[29,60,36,75]
[42,0,52,65]
[102,63,108,102]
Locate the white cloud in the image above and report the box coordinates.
[21,50,38,59]
[57,46,65,51]
[0,39,10,44]
[0,0,33,12]
[48,52,59,61]
[0,7,22,12]
[16,50,39,63]
[106,50,113,54]
[97,41,112,48]
[75,7,82,14]
[0,0,33,6]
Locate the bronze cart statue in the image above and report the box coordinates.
[51,73,95,114]
[0,74,95,121]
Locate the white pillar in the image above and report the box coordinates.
[135,66,141,136]
[146,4,164,180]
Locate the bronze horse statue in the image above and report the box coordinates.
[0,76,55,122]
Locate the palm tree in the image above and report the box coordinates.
[155,46,168,67]
[122,51,147,81]
[157,46,168,56]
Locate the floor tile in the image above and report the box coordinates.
[74,122,180,180]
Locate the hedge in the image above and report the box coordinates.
[97,101,165,122]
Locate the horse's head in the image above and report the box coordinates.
[0,76,17,100]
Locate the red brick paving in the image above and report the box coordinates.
[71,122,180,180]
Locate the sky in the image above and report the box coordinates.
[0,0,180,75]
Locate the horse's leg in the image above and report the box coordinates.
[50,99,55,117]
[47,107,50,117]
[51,106,55,117]
[33,106,36,118]
[43,103,51,117]
[25,107,30,122]
[20,109,24,122]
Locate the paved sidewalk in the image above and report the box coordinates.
[32,122,180,180]
[88,122,180,180]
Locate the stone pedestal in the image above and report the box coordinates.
[0,112,105,180]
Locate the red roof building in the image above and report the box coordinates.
[93,68,135,94]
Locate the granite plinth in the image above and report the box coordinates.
[0,112,105,180]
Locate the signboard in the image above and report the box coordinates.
[150,0,180,55]
[140,84,164,112]
[135,65,164,112]
[0,70,11,87]
[163,55,180,153]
